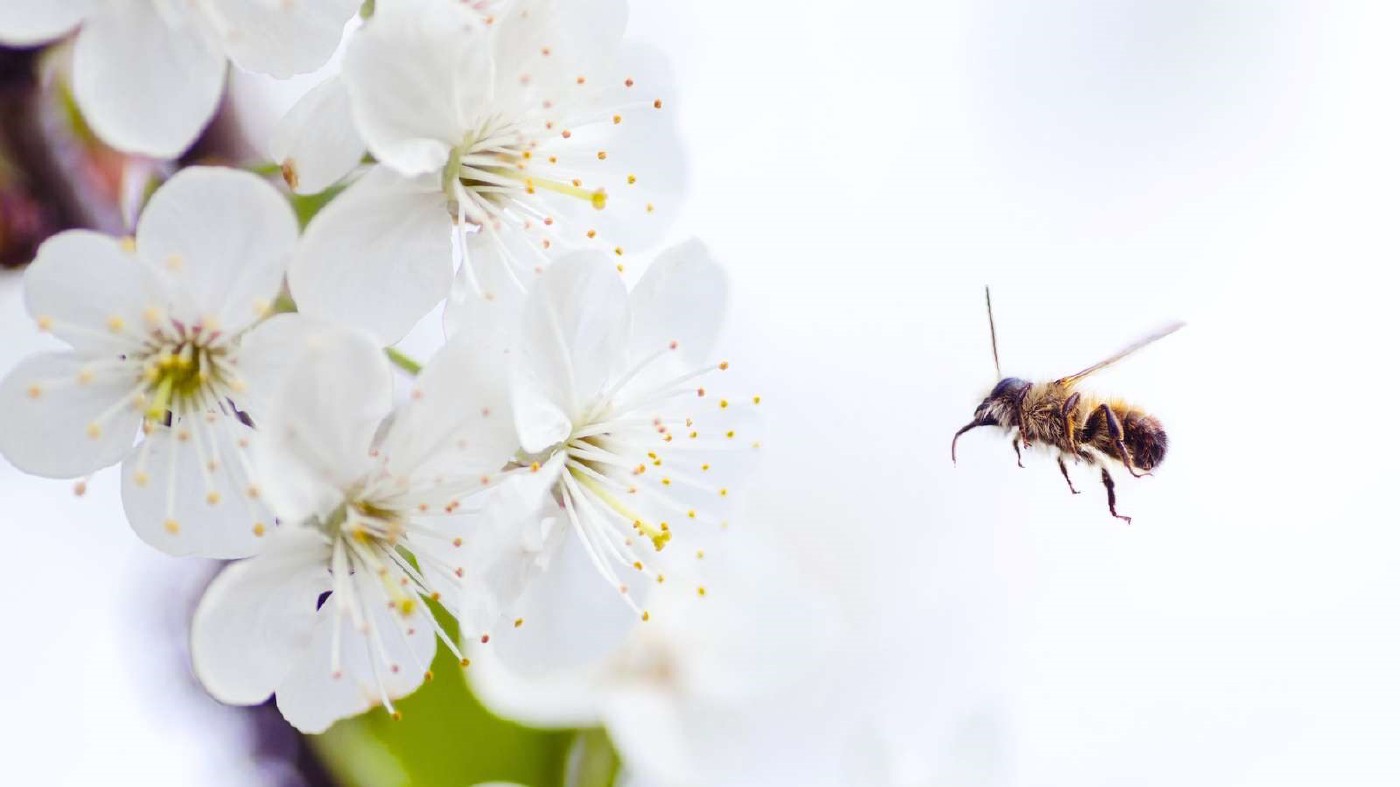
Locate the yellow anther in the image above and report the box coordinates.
[514,618,524,628]
[85,422,102,439]
[530,461,541,472]
[25,384,40,399]
[719,488,729,497]
[696,585,707,597]
[77,369,93,385]
[719,399,729,409]
[163,519,180,534]
[165,253,183,271]
[205,491,221,505]
[612,114,622,124]
[726,430,736,439]
[36,315,53,331]
[627,174,637,185]
[106,315,125,333]
[642,610,651,621]
[597,151,608,160]
[119,236,137,253]
[253,523,267,537]
[688,510,696,519]
[696,550,705,559]
[397,598,417,616]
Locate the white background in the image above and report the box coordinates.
[5,0,1400,784]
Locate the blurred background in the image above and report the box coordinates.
[5,0,1400,784]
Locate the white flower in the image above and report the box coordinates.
[289,0,685,343]
[504,240,759,617]
[0,166,300,558]
[192,326,546,733]
[0,0,359,157]
[468,531,837,787]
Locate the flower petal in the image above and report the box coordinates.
[135,166,298,334]
[275,581,437,733]
[268,75,366,196]
[190,527,332,706]
[628,238,728,366]
[343,0,489,176]
[71,0,225,158]
[0,352,141,478]
[0,0,91,46]
[231,313,331,414]
[489,0,629,110]
[443,225,541,341]
[422,455,568,641]
[487,519,640,674]
[379,330,519,481]
[121,418,273,559]
[289,166,452,345]
[251,328,393,525]
[530,43,686,256]
[23,230,170,354]
[216,0,358,79]
[513,251,630,450]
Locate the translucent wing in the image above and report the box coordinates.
[1055,321,1185,386]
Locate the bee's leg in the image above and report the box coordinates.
[1011,435,1025,468]
[1057,455,1080,494]
[1060,392,1082,452]
[1100,467,1132,524]
[1092,403,1149,478]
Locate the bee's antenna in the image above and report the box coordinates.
[984,285,1002,379]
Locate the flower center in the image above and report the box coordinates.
[138,331,229,422]
[446,125,607,224]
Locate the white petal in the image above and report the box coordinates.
[215,0,358,78]
[268,75,366,195]
[629,238,728,365]
[0,352,141,478]
[251,328,393,525]
[289,166,452,345]
[442,225,538,341]
[487,520,640,674]
[379,330,519,481]
[23,230,170,354]
[464,525,636,727]
[428,456,567,640]
[343,0,489,176]
[71,0,226,158]
[513,252,630,450]
[136,167,298,334]
[121,419,273,559]
[600,689,694,785]
[275,579,437,733]
[488,0,629,109]
[0,0,91,46]
[190,527,332,706]
[231,313,331,413]
[530,43,685,255]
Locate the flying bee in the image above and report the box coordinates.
[951,288,1183,524]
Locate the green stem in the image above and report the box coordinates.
[385,347,423,376]
[563,728,621,787]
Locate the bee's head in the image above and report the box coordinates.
[973,377,1031,427]
[952,377,1030,464]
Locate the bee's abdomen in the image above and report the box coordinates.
[1120,410,1168,471]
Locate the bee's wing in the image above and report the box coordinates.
[1054,321,1185,386]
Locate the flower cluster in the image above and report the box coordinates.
[0,0,760,742]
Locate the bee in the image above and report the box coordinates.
[951,288,1183,524]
